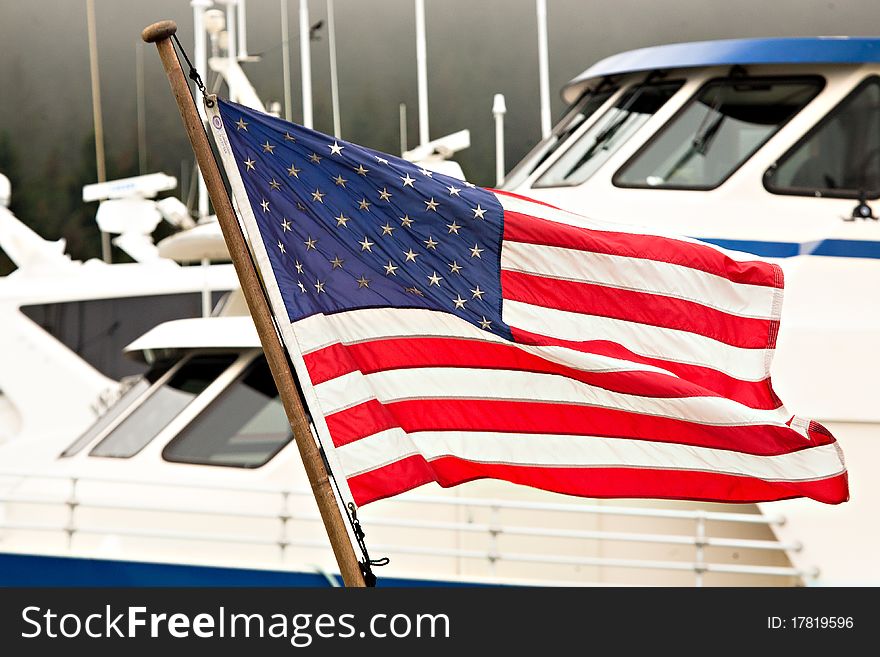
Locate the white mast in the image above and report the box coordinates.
[222,0,238,61]
[136,40,147,175]
[399,103,408,156]
[415,0,429,146]
[281,0,293,121]
[536,0,551,139]
[327,0,341,137]
[191,0,212,220]
[299,0,314,128]
[237,0,248,58]
[493,94,507,187]
[85,0,111,262]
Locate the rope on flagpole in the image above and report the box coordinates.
[171,33,213,107]
[347,502,392,582]
[318,438,392,585]
[165,31,388,587]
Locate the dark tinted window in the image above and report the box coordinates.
[163,357,291,468]
[21,293,224,379]
[765,77,880,198]
[616,77,823,189]
[533,81,683,188]
[89,353,236,458]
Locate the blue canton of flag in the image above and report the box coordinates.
[218,99,510,339]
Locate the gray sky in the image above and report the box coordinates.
[2,0,880,185]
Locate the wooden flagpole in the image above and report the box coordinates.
[141,19,367,588]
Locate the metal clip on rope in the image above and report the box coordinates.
[171,33,214,107]
[348,502,390,587]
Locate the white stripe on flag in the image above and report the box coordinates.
[334,428,845,482]
[496,192,768,263]
[501,240,778,319]
[293,307,675,376]
[504,299,771,381]
[313,367,790,427]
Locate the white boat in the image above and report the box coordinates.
[505,37,880,585]
[1,31,878,586]
[0,172,239,446]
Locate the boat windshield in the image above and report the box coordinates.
[163,356,292,468]
[765,76,880,198]
[503,84,617,189]
[615,76,823,189]
[87,353,238,459]
[60,362,176,458]
[532,79,683,188]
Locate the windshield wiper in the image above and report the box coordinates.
[660,98,726,182]
[562,71,662,179]
[691,94,726,154]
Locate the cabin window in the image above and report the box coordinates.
[21,293,224,380]
[88,353,237,458]
[765,77,880,199]
[614,76,823,190]
[503,86,617,189]
[532,80,683,188]
[162,357,292,468]
[60,369,167,458]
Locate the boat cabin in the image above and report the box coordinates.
[507,37,880,254]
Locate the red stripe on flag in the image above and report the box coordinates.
[325,398,397,448]
[326,398,830,456]
[503,210,783,289]
[501,269,774,349]
[304,341,357,385]
[511,327,782,409]
[350,456,849,506]
[491,187,558,208]
[348,454,436,506]
[304,336,747,401]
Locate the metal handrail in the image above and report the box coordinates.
[388,493,787,525]
[0,470,292,496]
[264,509,800,552]
[0,497,800,552]
[338,514,801,551]
[0,494,283,521]
[365,543,810,579]
[0,520,806,579]
[0,521,320,549]
[0,491,801,553]
[0,470,786,526]
[0,470,803,584]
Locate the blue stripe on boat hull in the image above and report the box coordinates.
[0,553,479,588]
[696,237,880,259]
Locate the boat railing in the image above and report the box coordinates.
[0,470,810,586]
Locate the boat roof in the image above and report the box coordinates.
[124,316,260,361]
[563,37,880,101]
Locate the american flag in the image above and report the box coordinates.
[212,98,848,507]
